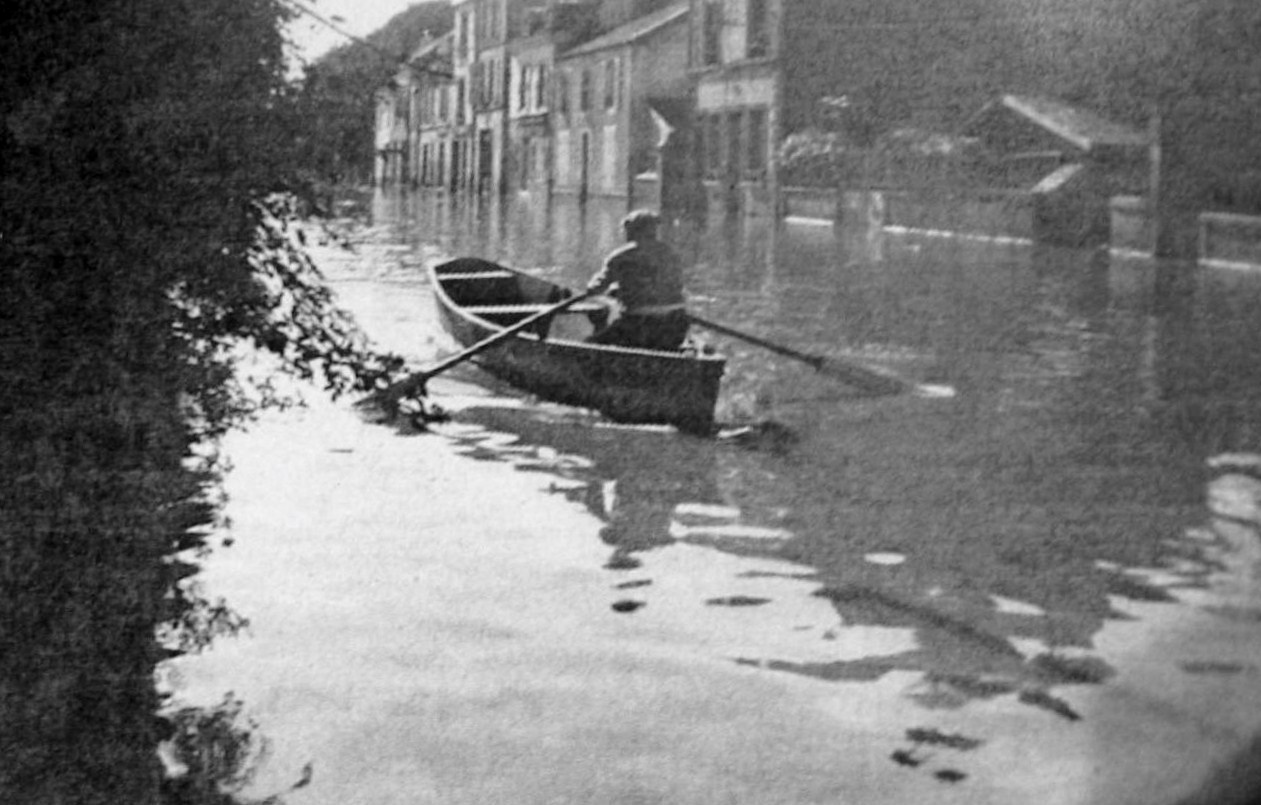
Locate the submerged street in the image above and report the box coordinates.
[169,189,1261,804]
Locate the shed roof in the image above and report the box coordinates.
[967,94,1148,152]
[560,1,687,59]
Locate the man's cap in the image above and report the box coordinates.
[621,209,660,237]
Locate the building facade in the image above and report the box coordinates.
[374,83,406,185]
[415,33,457,189]
[687,0,778,215]
[507,31,555,193]
[377,0,697,207]
[470,0,512,193]
[552,2,690,200]
[449,0,479,191]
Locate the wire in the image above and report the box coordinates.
[283,0,453,78]
[285,0,392,56]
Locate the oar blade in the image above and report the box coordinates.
[815,357,912,396]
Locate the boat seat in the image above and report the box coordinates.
[438,270,518,280]
[464,302,605,316]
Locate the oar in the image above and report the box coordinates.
[367,289,597,412]
[687,313,954,398]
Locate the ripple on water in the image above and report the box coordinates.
[864,552,907,566]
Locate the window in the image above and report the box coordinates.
[747,107,767,177]
[726,111,742,178]
[516,62,528,111]
[747,0,769,58]
[603,59,617,109]
[702,1,722,65]
[704,114,721,178]
[580,68,593,111]
[556,71,569,115]
[526,7,546,35]
[457,12,469,59]
[536,65,548,110]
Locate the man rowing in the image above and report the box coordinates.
[585,209,689,351]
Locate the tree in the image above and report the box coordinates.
[0,1,403,801]
[1013,0,1261,215]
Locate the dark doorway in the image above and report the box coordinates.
[580,130,591,202]
[478,130,494,193]
[449,140,461,191]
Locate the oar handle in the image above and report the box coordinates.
[365,288,598,413]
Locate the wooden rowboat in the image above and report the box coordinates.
[430,257,726,433]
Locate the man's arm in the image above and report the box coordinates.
[586,252,622,293]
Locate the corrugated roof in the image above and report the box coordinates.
[560,2,687,59]
[993,94,1148,152]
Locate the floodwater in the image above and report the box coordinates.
[360,187,1261,630]
[204,187,1261,802]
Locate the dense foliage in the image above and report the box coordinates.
[1013,0,1261,212]
[780,0,1261,214]
[0,1,404,802]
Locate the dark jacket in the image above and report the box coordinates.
[586,239,685,314]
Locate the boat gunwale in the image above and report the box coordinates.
[430,260,726,366]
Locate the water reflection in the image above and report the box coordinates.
[441,402,920,672]
[363,188,1261,722]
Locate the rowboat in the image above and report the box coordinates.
[429,257,726,433]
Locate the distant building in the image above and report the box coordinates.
[376,0,694,200]
[450,0,479,190]
[415,33,457,189]
[374,33,457,187]
[687,0,1013,216]
[552,2,690,200]
[686,0,776,215]
[507,30,555,193]
[962,94,1149,246]
[374,61,418,185]
[374,82,406,185]
[961,94,1148,189]
[470,0,513,194]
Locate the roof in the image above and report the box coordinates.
[407,30,453,63]
[647,96,690,128]
[968,94,1148,152]
[560,2,687,59]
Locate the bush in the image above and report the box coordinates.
[0,2,403,801]
[777,129,853,188]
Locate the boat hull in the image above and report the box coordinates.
[430,258,725,433]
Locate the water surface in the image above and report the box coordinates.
[341,187,1261,726]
